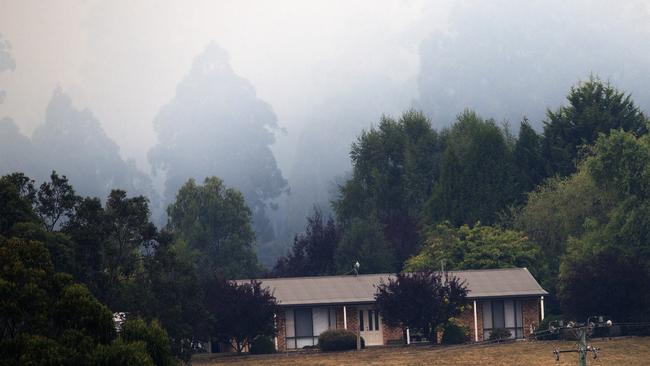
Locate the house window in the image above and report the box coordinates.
[375,310,380,331]
[286,307,338,349]
[482,300,524,340]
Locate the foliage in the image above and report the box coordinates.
[205,279,278,354]
[513,170,614,300]
[63,190,156,310]
[334,215,396,273]
[375,272,468,342]
[121,318,177,366]
[317,329,359,352]
[405,222,540,274]
[148,43,287,250]
[559,241,650,322]
[92,339,155,366]
[133,233,206,362]
[557,130,650,321]
[272,207,340,277]
[543,76,648,176]
[30,88,158,211]
[0,173,37,235]
[488,328,512,341]
[249,336,276,354]
[513,119,546,197]
[441,319,470,344]
[167,177,260,280]
[425,110,520,226]
[35,171,78,232]
[10,222,76,275]
[0,236,117,365]
[335,110,440,268]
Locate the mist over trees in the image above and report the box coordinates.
[3,3,650,362]
[148,43,288,265]
[272,77,650,323]
[417,1,650,131]
[276,76,414,251]
[33,89,157,202]
[0,88,159,217]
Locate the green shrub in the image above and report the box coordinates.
[441,320,469,344]
[92,339,154,366]
[11,335,69,366]
[488,328,512,341]
[318,329,360,352]
[121,318,177,366]
[250,336,276,354]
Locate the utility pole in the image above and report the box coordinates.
[551,316,610,366]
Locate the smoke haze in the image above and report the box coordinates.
[1,0,649,265]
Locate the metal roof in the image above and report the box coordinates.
[237,268,547,306]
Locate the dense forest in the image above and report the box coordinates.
[3,77,650,363]
[273,77,650,322]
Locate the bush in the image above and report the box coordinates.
[488,328,511,341]
[318,329,360,352]
[441,320,469,344]
[250,336,275,354]
[92,339,154,366]
[121,318,176,366]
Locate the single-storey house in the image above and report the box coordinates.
[243,268,547,351]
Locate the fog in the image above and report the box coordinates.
[1,0,649,266]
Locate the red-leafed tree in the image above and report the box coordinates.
[375,271,468,342]
[205,279,279,354]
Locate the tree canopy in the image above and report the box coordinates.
[543,76,648,176]
[272,207,340,277]
[375,272,468,341]
[148,43,287,259]
[405,222,540,274]
[205,280,278,354]
[166,177,260,280]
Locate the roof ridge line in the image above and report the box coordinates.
[238,267,529,282]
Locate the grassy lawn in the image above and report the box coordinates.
[193,337,650,365]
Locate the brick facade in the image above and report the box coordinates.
[382,324,404,343]
[522,298,540,337]
[347,306,359,334]
[334,306,359,332]
[335,307,344,329]
[455,301,484,341]
[275,310,286,351]
[443,298,539,343]
[275,298,540,351]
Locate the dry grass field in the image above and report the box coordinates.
[193,337,650,366]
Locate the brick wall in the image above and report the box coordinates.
[522,298,540,337]
[455,301,483,342]
[348,306,359,333]
[276,310,286,351]
[334,306,359,331]
[382,323,403,343]
[276,299,539,351]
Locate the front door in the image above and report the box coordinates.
[358,306,383,346]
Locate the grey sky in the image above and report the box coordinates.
[0,0,450,172]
